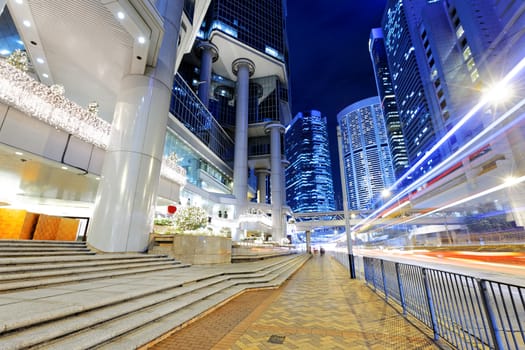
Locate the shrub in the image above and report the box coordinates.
[173,206,208,232]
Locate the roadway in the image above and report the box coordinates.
[353,246,525,286]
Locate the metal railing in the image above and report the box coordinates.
[170,74,234,163]
[363,257,525,349]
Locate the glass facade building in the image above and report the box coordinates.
[369,27,408,179]
[380,0,525,184]
[355,0,525,247]
[382,0,443,178]
[338,97,395,210]
[285,110,335,213]
[200,0,288,63]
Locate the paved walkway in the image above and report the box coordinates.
[148,255,441,349]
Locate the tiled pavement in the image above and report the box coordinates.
[148,255,442,350]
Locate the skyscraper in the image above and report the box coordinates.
[382,0,445,178]
[0,0,292,250]
[285,110,335,213]
[377,0,525,229]
[369,27,408,179]
[183,0,292,241]
[338,97,395,210]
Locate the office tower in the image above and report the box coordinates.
[382,0,445,178]
[0,0,291,250]
[285,110,336,213]
[338,97,395,210]
[369,27,408,179]
[184,0,292,241]
[380,0,525,228]
[381,0,525,177]
[417,0,525,227]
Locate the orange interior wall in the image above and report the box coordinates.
[0,209,80,241]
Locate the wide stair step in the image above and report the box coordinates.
[0,240,93,258]
[0,253,309,349]
[0,239,88,247]
[0,240,189,293]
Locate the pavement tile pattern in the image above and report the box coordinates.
[149,256,441,350]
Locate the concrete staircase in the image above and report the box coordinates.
[0,239,309,349]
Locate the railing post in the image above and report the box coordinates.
[348,253,356,279]
[368,258,377,291]
[381,260,388,301]
[422,268,439,341]
[477,279,503,350]
[395,263,407,315]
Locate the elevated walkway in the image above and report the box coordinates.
[0,239,309,349]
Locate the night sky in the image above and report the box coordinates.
[286,0,387,207]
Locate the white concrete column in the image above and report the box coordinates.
[306,230,312,254]
[0,1,6,16]
[87,0,183,252]
[505,126,525,227]
[281,159,289,206]
[255,168,269,204]
[232,58,255,208]
[196,41,218,107]
[265,121,285,242]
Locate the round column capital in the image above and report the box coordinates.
[232,58,255,76]
[264,121,285,134]
[196,41,219,62]
[255,168,271,175]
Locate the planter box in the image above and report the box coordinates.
[149,233,231,265]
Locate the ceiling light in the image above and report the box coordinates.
[36,57,44,64]
[61,166,68,170]
[23,20,31,27]
[42,73,49,78]
[117,11,125,20]
[15,151,23,155]
[0,49,10,55]
[138,36,146,44]
[15,0,23,4]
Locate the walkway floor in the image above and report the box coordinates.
[148,255,441,349]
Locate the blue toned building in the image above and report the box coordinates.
[338,97,395,210]
[285,110,336,213]
[376,0,525,230]
[382,0,445,178]
[369,27,408,180]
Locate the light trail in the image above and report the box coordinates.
[352,55,525,232]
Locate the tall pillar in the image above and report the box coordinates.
[265,121,285,242]
[306,230,312,254]
[87,0,183,252]
[506,126,525,227]
[338,126,356,278]
[256,168,269,204]
[232,58,255,212]
[281,159,289,206]
[196,41,218,107]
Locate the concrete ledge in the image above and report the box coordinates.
[149,234,231,265]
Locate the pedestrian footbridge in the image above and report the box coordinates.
[292,210,465,231]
